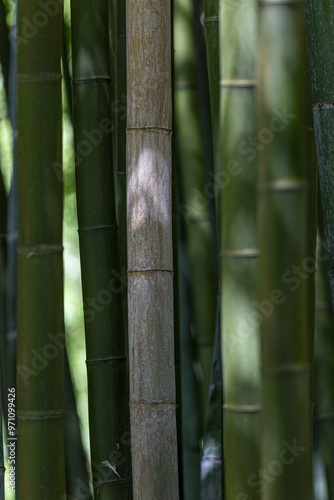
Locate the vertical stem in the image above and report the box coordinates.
[17,0,66,497]
[127,0,179,496]
[258,2,311,498]
[220,1,260,498]
[70,1,132,497]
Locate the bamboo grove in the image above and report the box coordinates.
[0,0,334,499]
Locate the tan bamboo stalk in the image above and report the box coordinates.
[126,0,179,497]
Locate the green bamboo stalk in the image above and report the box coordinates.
[17,0,66,497]
[203,0,219,174]
[5,0,18,400]
[0,0,9,104]
[177,192,201,498]
[174,0,218,429]
[315,239,334,499]
[305,82,318,497]
[126,0,179,496]
[200,294,222,499]
[305,1,334,319]
[258,3,311,498]
[114,0,128,329]
[70,1,132,498]
[0,160,6,500]
[192,0,216,236]
[62,24,72,121]
[220,1,260,498]
[0,160,7,414]
[64,350,91,499]
[60,22,92,498]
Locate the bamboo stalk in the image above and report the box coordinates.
[220,1,261,498]
[114,0,128,329]
[6,0,18,399]
[315,238,334,498]
[0,0,9,104]
[0,161,6,500]
[17,0,66,496]
[258,2,311,498]
[64,350,91,499]
[127,0,179,496]
[176,196,201,498]
[70,1,132,497]
[305,1,334,319]
[203,0,219,180]
[174,0,218,430]
[0,160,7,415]
[200,295,222,499]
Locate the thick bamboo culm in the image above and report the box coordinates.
[258,2,311,498]
[220,1,261,498]
[70,0,132,497]
[126,0,179,497]
[17,0,65,497]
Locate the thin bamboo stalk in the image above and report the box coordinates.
[200,295,222,499]
[126,0,179,496]
[114,0,128,329]
[176,190,201,498]
[0,160,6,500]
[0,0,9,103]
[17,0,66,496]
[174,0,218,429]
[315,238,334,498]
[258,2,311,498]
[220,1,261,497]
[70,1,132,497]
[6,0,18,398]
[0,161,7,413]
[203,0,219,197]
[64,350,91,499]
[60,23,92,499]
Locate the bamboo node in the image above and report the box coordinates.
[259,0,305,5]
[18,410,65,420]
[72,75,111,84]
[223,404,262,413]
[86,356,126,366]
[17,245,63,257]
[259,179,307,193]
[126,126,172,134]
[220,79,257,89]
[78,224,118,234]
[262,364,310,376]
[221,248,259,259]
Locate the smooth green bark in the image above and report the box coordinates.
[17,0,66,497]
[174,0,218,431]
[220,1,261,498]
[70,1,132,497]
[315,241,334,498]
[258,3,311,498]
[200,297,222,500]
[305,1,334,316]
